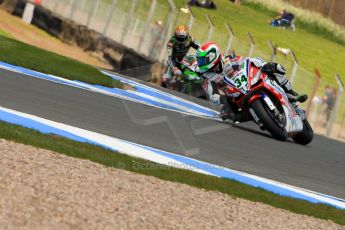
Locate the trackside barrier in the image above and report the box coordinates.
[338,112,345,139]
[205,14,214,42]
[80,0,87,11]
[120,0,137,44]
[131,18,140,37]
[289,50,299,85]
[187,6,195,33]
[22,1,36,24]
[158,0,175,62]
[86,0,101,29]
[120,0,137,43]
[326,74,344,137]
[102,0,118,36]
[53,0,58,12]
[268,40,277,62]
[306,69,321,117]
[137,0,156,51]
[68,0,76,20]
[246,32,255,57]
[224,23,235,56]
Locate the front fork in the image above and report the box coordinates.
[294,104,307,120]
[249,94,285,127]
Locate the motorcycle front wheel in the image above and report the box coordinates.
[292,119,313,145]
[251,99,288,141]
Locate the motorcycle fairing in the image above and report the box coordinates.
[263,78,303,132]
[223,59,251,95]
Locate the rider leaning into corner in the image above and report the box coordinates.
[163,25,200,84]
[195,41,308,121]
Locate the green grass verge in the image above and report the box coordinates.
[0,35,122,88]
[0,120,344,225]
[0,28,12,38]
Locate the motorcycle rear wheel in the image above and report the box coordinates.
[251,99,288,141]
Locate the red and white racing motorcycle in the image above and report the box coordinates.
[222,58,313,144]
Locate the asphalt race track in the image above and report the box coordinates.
[1,68,345,199]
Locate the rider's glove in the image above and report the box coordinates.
[261,62,277,74]
[261,62,286,75]
[210,94,221,105]
[172,67,182,76]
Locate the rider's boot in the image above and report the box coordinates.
[280,79,308,103]
[286,89,308,103]
[220,103,231,121]
[220,101,243,122]
[282,83,308,103]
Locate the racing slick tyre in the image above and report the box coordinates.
[251,99,288,141]
[292,119,313,145]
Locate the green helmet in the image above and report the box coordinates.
[196,41,222,73]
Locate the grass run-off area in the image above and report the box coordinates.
[0,35,121,88]
[0,121,344,225]
[0,28,12,38]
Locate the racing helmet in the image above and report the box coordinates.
[174,25,189,43]
[196,41,222,73]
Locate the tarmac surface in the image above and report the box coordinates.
[0,68,344,199]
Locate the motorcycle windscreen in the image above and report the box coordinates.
[197,56,207,67]
[224,61,250,94]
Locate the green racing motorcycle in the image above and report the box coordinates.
[162,55,206,99]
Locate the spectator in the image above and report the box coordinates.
[204,0,217,9]
[188,0,217,10]
[188,0,202,7]
[271,9,295,28]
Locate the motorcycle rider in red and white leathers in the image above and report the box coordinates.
[196,41,308,121]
